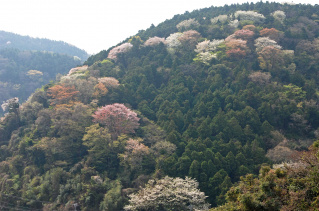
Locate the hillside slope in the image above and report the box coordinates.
[0,2,319,210]
[0,30,89,61]
[0,48,82,116]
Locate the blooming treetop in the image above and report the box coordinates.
[165,32,183,54]
[67,65,88,76]
[144,36,166,47]
[234,10,266,23]
[195,39,224,53]
[124,176,210,211]
[194,39,223,65]
[211,15,229,24]
[98,77,120,88]
[107,43,133,60]
[272,10,286,24]
[92,103,140,138]
[1,97,19,112]
[176,18,200,31]
[228,19,239,28]
[255,37,282,52]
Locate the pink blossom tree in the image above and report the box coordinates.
[178,30,201,50]
[122,138,150,171]
[144,36,166,47]
[92,103,140,138]
[225,38,249,59]
[107,43,133,61]
[233,29,255,40]
[259,28,283,42]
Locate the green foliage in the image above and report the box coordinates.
[212,143,319,210]
[1,2,319,210]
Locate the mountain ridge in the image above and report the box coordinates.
[0,30,89,61]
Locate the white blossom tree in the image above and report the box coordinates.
[195,39,224,53]
[1,97,19,113]
[194,52,217,65]
[193,39,223,64]
[98,77,120,88]
[228,19,239,28]
[211,15,229,24]
[254,37,282,52]
[124,176,210,211]
[165,32,183,54]
[176,18,200,31]
[272,10,286,24]
[234,10,265,23]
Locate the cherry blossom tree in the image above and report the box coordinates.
[122,138,150,171]
[272,10,286,24]
[194,52,217,65]
[1,97,19,113]
[178,30,201,49]
[211,15,229,24]
[259,28,283,42]
[225,38,249,59]
[107,43,133,60]
[165,32,183,54]
[234,10,265,23]
[195,39,224,53]
[176,18,200,31]
[194,39,224,64]
[124,176,210,211]
[233,29,255,40]
[67,65,88,76]
[228,19,239,28]
[92,103,140,138]
[254,37,282,52]
[225,29,254,43]
[98,77,120,88]
[144,36,166,47]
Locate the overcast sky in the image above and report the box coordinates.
[0,0,317,54]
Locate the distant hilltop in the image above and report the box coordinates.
[0,30,89,61]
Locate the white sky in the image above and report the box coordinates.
[0,0,317,55]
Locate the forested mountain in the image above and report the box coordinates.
[0,31,89,61]
[1,2,319,210]
[0,48,82,117]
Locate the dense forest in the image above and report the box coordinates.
[1,2,319,210]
